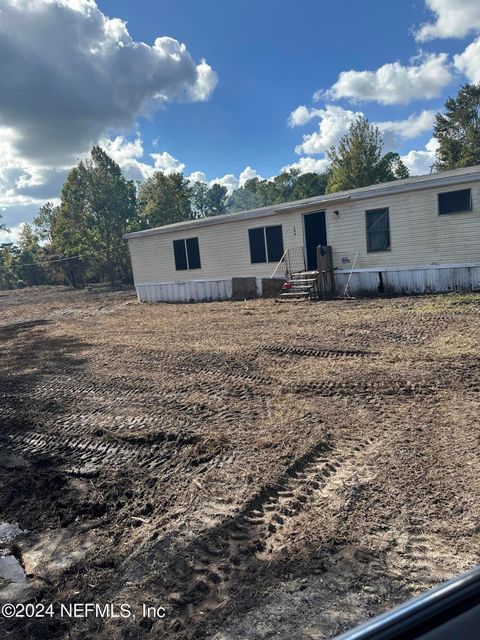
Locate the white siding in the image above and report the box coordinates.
[127,179,480,287]
[326,181,480,269]
[335,264,480,295]
[136,280,232,303]
[128,211,304,285]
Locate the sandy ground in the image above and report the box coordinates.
[0,285,479,639]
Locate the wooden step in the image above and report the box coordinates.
[279,291,311,297]
[291,271,319,277]
[289,286,314,291]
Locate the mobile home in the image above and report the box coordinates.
[125,165,480,302]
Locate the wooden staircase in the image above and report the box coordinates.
[277,271,319,302]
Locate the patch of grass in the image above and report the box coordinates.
[415,292,480,313]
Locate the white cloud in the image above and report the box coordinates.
[292,106,438,172]
[295,105,362,154]
[100,136,144,165]
[99,136,153,181]
[0,222,27,245]
[0,0,217,224]
[186,167,265,194]
[324,53,452,105]
[151,151,186,175]
[281,157,330,174]
[239,166,263,186]
[288,106,324,127]
[187,170,238,192]
[401,138,439,176]
[209,174,239,194]
[416,0,480,42]
[187,59,219,101]
[101,137,188,179]
[0,0,217,167]
[293,106,437,156]
[454,37,480,83]
[376,110,436,140]
[187,171,208,183]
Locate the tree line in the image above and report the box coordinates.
[1,83,479,289]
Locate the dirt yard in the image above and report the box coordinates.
[0,286,479,640]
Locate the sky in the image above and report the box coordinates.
[1,0,480,242]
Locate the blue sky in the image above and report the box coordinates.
[1,0,480,241]
[98,0,443,176]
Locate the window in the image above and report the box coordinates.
[248,225,284,263]
[248,228,266,263]
[438,189,472,215]
[366,208,390,252]
[173,237,201,270]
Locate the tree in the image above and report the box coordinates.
[434,83,480,171]
[376,151,410,182]
[206,183,228,215]
[0,244,20,289]
[33,201,60,243]
[290,171,329,200]
[326,116,409,193]
[137,172,193,227]
[18,223,44,286]
[53,146,136,287]
[227,169,329,212]
[227,185,264,212]
[191,181,228,217]
[191,181,209,218]
[270,171,299,203]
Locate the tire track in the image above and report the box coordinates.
[0,429,169,470]
[0,416,210,474]
[289,379,435,398]
[264,345,371,359]
[164,435,376,633]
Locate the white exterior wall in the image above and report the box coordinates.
[128,211,305,285]
[127,177,480,301]
[325,181,480,269]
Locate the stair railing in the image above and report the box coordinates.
[270,247,306,279]
[270,249,288,279]
[286,246,306,276]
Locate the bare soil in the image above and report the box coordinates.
[0,285,479,640]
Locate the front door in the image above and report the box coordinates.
[304,211,326,271]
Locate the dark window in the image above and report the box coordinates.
[248,228,267,263]
[173,237,201,270]
[248,225,284,263]
[265,225,284,262]
[173,239,188,270]
[438,189,472,215]
[366,208,391,252]
[186,237,201,269]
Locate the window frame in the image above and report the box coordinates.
[173,237,201,271]
[437,188,472,216]
[248,227,267,264]
[248,224,284,264]
[365,207,391,253]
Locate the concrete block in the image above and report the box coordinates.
[232,277,257,300]
[261,278,285,298]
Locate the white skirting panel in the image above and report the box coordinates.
[335,263,480,296]
[136,279,233,303]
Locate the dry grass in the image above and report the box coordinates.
[0,286,479,640]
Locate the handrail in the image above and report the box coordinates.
[270,249,288,279]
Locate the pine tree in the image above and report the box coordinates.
[434,84,480,171]
[326,116,409,193]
